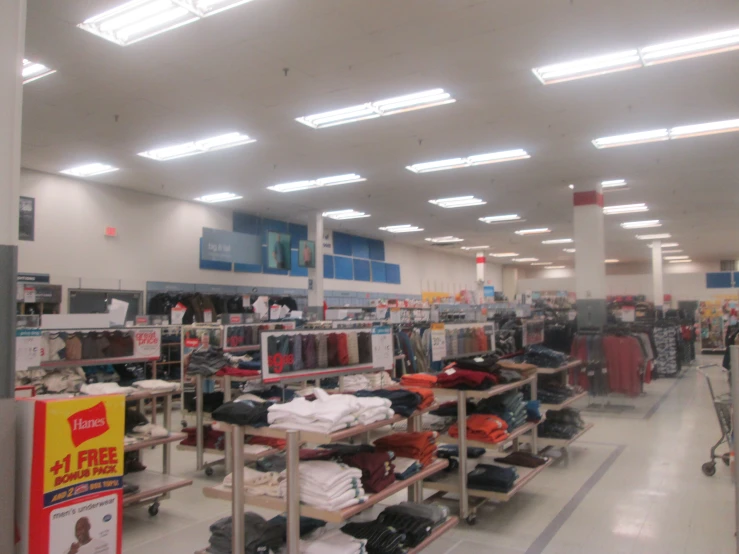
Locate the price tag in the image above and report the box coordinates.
[135,316,149,326]
[203,309,213,323]
[431,323,447,362]
[389,308,401,324]
[171,303,186,325]
[24,286,36,304]
[371,326,393,370]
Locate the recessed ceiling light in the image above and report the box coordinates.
[601,179,629,191]
[621,220,662,229]
[660,242,679,248]
[636,233,672,240]
[542,238,573,244]
[195,192,243,203]
[479,214,521,224]
[490,252,519,258]
[460,245,490,250]
[406,149,530,173]
[533,28,739,84]
[60,163,119,177]
[593,129,669,149]
[425,236,464,244]
[605,259,620,263]
[268,173,366,193]
[78,0,258,46]
[429,196,486,208]
[379,224,423,233]
[22,58,56,84]
[515,228,551,235]
[664,255,689,260]
[531,262,552,266]
[545,265,567,269]
[512,258,539,262]
[662,249,683,254]
[296,88,455,129]
[594,118,739,149]
[603,203,648,215]
[322,209,370,220]
[139,132,255,161]
[563,249,576,254]
[669,259,693,264]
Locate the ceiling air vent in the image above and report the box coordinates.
[720,260,739,271]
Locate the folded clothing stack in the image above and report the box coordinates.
[393,456,423,480]
[538,407,585,439]
[179,425,224,450]
[223,466,284,498]
[523,344,569,368]
[496,359,538,378]
[212,400,272,427]
[436,445,486,459]
[205,512,284,554]
[354,388,420,417]
[436,367,495,390]
[391,413,453,433]
[289,461,367,511]
[430,399,476,418]
[401,387,435,410]
[339,374,372,392]
[494,451,549,468]
[188,347,228,376]
[131,379,179,392]
[475,390,528,430]
[365,371,394,389]
[342,451,396,493]
[448,414,509,444]
[267,389,394,433]
[214,365,260,378]
[453,356,499,374]
[467,463,519,493]
[125,423,169,445]
[526,400,542,422]
[374,431,437,467]
[530,378,582,405]
[400,373,437,388]
[80,382,136,396]
[299,528,366,554]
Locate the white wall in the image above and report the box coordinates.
[516,261,732,303]
[18,169,502,310]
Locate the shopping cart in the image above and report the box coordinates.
[698,364,733,476]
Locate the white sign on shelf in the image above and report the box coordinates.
[171,303,186,325]
[108,298,129,327]
[23,286,36,304]
[15,328,41,372]
[133,328,162,358]
[371,326,394,370]
[388,308,401,324]
[431,323,447,362]
[203,309,213,323]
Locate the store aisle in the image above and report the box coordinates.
[123,361,735,554]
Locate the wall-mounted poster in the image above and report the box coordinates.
[299,240,316,268]
[267,231,291,270]
[19,196,34,241]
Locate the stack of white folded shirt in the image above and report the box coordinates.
[339,374,371,392]
[299,528,366,554]
[131,379,179,392]
[223,466,284,498]
[80,382,136,396]
[286,461,367,511]
[366,371,394,389]
[267,389,393,433]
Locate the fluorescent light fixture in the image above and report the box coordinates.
[460,246,490,250]
[479,214,521,224]
[669,259,693,264]
[379,224,423,233]
[640,28,739,65]
[601,179,628,189]
[515,228,550,235]
[532,50,642,85]
[139,132,255,161]
[621,220,661,229]
[563,248,576,253]
[603,203,648,215]
[195,192,242,203]
[429,196,486,209]
[425,236,464,244]
[22,58,56,84]
[670,118,739,139]
[545,265,566,269]
[636,233,672,240]
[662,249,683,254]
[605,259,619,263]
[531,262,552,266]
[78,0,258,46]
[512,258,539,263]
[664,255,689,260]
[542,238,573,244]
[296,89,455,129]
[593,129,669,149]
[407,149,530,173]
[490,252,519,258]
[661,242,679,248]
[60,163,119,177]
[268,173,365,193]
[322,209,370,220]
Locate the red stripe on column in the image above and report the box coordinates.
[573,191,604,207]
[476,254,485,264]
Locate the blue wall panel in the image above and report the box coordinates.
[324,255,334,279]
[353,259,371,281]
[385,263,401,284]
[289,223,308,249]
[368,239,385,261]
[290,250,308,277]
[351,236,370,259]
[371,261,386,283]
[707,272,733,288]
[333,232,353,256]
[233,212,261,236]
[334,256,354,280]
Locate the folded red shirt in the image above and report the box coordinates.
[215,366,260,377]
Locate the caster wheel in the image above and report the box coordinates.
[722,454,731,466]
[205,466,214,477]
[148,503,159,516]
[702,462,717,477]
[465,515,477,526]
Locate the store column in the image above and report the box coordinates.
[476,251,485,301]
[0,0,25,549]
[573,186,607,327]
[307,211,325,319]
[502,267,518,301]
[651,240,664,311]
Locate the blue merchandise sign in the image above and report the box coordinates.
[483,285,495,298]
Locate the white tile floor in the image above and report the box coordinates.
[123,359,736,553]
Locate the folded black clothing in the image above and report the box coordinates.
[453,356,500,373]
[381,502,449,526]
[208,512,284,554]
[494,451,549,468]
[251,386,296,403]
[376,512,435,547]
[436,445,486,459]
[355,389,421,417]
[545,407,585,427]
[256,454,287,473]
[318,443,376,456]
[431,399,476,418]
[211,400,272,426]
[523,344,568,368]
[497,369,524,384]
[268,515,325,538]
[125,408,149,433]
[467,463,518,492]
[538,421,580,439]
[341,520,406,554]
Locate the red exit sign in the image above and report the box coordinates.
[104,227,117,237]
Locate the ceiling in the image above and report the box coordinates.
[21,0,739,266]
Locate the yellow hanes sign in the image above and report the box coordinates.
[43,396,124,503]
